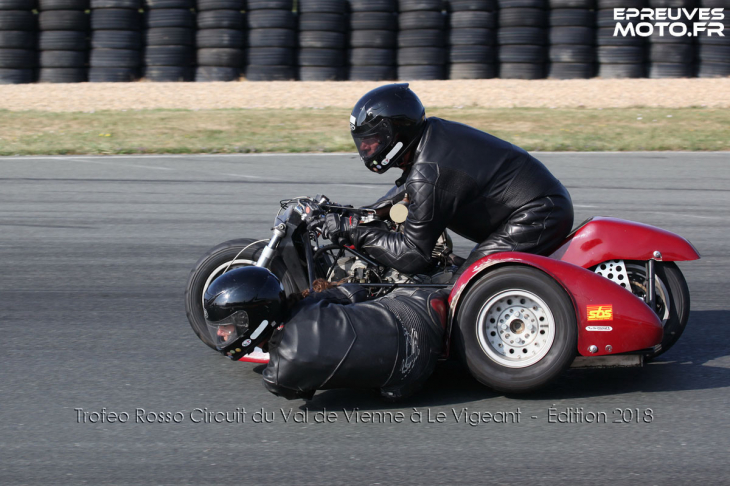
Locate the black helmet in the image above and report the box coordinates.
[350,83,426,174]
[203,266,286,360]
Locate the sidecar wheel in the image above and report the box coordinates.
[184,238,298,350]
[454,266,577,393]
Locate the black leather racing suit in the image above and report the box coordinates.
[262,285,447,400]
[350,117,574,275]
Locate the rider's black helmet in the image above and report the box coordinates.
[350,83,426,174]
[203,266,286,360]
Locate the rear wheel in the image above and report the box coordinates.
[184,238,299,349]
[455,266,577,393]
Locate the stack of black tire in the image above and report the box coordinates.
[297,0,346,80]
[0,0,36,84]
[498,0,549,79]
[38,0,89,83]
[143,0,195,81]
[696,0,728,77]
[397,0,447,80]
[596,0,645,78]
[89,0,143,82]
[196,0,245,81]
[646,0,694,78]
[447,0,497,79]
[548,0,595,78]
[347,0,397,81]
[245,0,295,81]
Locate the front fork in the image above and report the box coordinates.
[256,224,287,268]
[646,258,656,311]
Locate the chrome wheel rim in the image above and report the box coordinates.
[476,289,556,368]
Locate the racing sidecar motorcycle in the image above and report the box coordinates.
[185,195,699,393]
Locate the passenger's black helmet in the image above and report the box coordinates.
[350,83,426,174]
[203,266,286,360]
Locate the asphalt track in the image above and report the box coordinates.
[0,152,729,485]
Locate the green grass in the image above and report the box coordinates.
[0,107,728,155]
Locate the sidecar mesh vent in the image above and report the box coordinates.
[594,260,630,289]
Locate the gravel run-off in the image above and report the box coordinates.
[0,79,728,112]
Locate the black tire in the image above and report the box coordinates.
[397,28,442,47]
[0,48,35,68]
[348,64,396,79]
[143,65,193,80]
[248,9,295,29]
[399,11,445,30]
[0,67,33,82]
[700,0,729,5]
[597,45,644,63]
[549,8,594,27]
[498,0,546,6]
[144,0,193,7]
[39,49,86,66]
[298,65,343,79]
[248,28,296,47]
[88,66,138,81]
[648,23,694,44]
[298,0,346,13]
[596,8,635,27]
[39,30,87,50]
[351,29,396,48]
[398,0,443,11]
[349,12,398,30]
[548,61,594,77]
[499,26,547,45]
[144,45,194,65]
[449,44,496,62]
[348,0,397,11]
[648,62,693,78]
[649,43,692,62]
[185,239,300,351]
[448,0,497,11]
[299,12,344,31]
[246,46,293,64]
[195,65,239,80]
[38,66,86,81]
[549,26,594,44]
[549,0,594,7]
[596,27,644,46]
[298,47,344,66]
[300,30,346,47]
[499,8,548,27]
[0,0,36,8]
[89,47,140,67]
[39,0,89,9]
[91,29,142,49]
[448,61,496,78]
[91,0,140,7]
[39,10,89,31]
[449,28,495,45]
[549,44,594,62]
[499,61,545,77]
[698,44,730,62]
[196,28,244,48]
[145,8,195,29]
[695,33,730,46]
[597,0,644,7]
[0,10,36,30]
[244,63,296,79]
[0,31,35,48]
[145,27,194,46]
[246,0,292,9]
[454,266,577,393]
[197,10,244,30]
[598,62,644,77]
[697,61,730,77]
[397,46,445,64]
[195,0,242,10]
[450,10,496,29]
[648,0,693,5]
[499,44,546,62]
[397,63,445,78]
[197,47,243,66]
[349,47,395,64]
[91,8,141,31]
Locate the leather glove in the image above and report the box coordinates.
[322,213,359,245]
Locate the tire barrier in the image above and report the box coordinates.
[0,0,36,84]
[0,0,727,83]
[348,0,398,80]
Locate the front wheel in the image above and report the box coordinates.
[454,266,577,393]
[184,238,299,350]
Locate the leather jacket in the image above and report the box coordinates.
[350,117,568,274]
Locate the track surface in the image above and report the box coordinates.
[1,153,728,485]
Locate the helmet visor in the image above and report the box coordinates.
[205,310,249,350]
[354,133,385,161]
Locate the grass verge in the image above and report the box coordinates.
[0,107,727,155]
